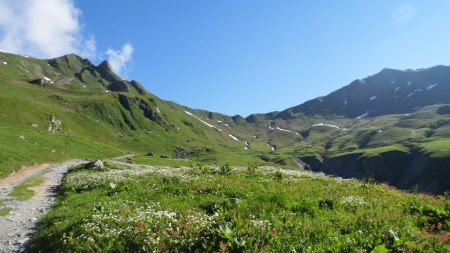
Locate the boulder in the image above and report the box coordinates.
[86,159,104,169]
[229,198,241,204]
[174,147,194,158]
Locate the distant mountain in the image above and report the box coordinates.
[265,65,450,120]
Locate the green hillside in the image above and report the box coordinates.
[1,51,450,194]
[0,52,268,178]
[1,52,449,252]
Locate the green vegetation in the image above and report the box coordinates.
[420,139,450,158]
[1,51,450,251]
[10,176,46,201]
[0,207,11,217]
[1,51,450,193]
[0,52,269,179]
[29,162,449,252]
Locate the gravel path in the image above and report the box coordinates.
[0,160,85,252]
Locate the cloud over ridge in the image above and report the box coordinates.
[106,43,134,75]
[0,0,96,58]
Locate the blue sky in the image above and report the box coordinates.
[2,1,450,116]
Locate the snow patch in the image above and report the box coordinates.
[407,81,412,86]
[228,134,239,141]
[2,61,7,65]
[344,100,348,105]
[269,126,295,133]
[312,123,347,131]
[390,81,395,84]
[275,127,293,133]
[426,83,438,91]
[394,86,400,92]
[266,143,275,151]
[43,76,54,84]
[406,93,414,98]
[356,111,369,119]
[369,96,377,101]
[184,111,216,128]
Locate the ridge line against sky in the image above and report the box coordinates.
[1,0,450,116]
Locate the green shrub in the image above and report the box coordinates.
[219,163,232,175]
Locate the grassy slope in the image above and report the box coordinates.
[0,52,270,178]
[28,162,449,252]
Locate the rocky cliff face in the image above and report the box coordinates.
[300,150,450,194]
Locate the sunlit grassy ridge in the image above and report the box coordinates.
[28,161,449,252]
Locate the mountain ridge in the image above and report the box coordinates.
[249,64,450,121]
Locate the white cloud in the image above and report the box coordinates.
[106,43,134,75]
[392,4,417,25]
[0,0,96,59]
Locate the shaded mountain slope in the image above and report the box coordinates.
[263,65,450,120]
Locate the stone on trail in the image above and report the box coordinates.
[86,159,104,169]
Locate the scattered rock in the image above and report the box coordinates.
[29,76,54,86]
[0,160,84,252]
[174,147,194,158]
[47,115,62,133]
[125,157,134,164]
[146,151,155,157]
[31,123,38,128]
[86,160,104,169]
[229,198,241,204]
[18,136,25,141]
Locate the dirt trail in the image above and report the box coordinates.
[0,160,85,252]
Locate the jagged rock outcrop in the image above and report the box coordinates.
[117,94,162,124]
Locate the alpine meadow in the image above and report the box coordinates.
[0,1,449,252]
